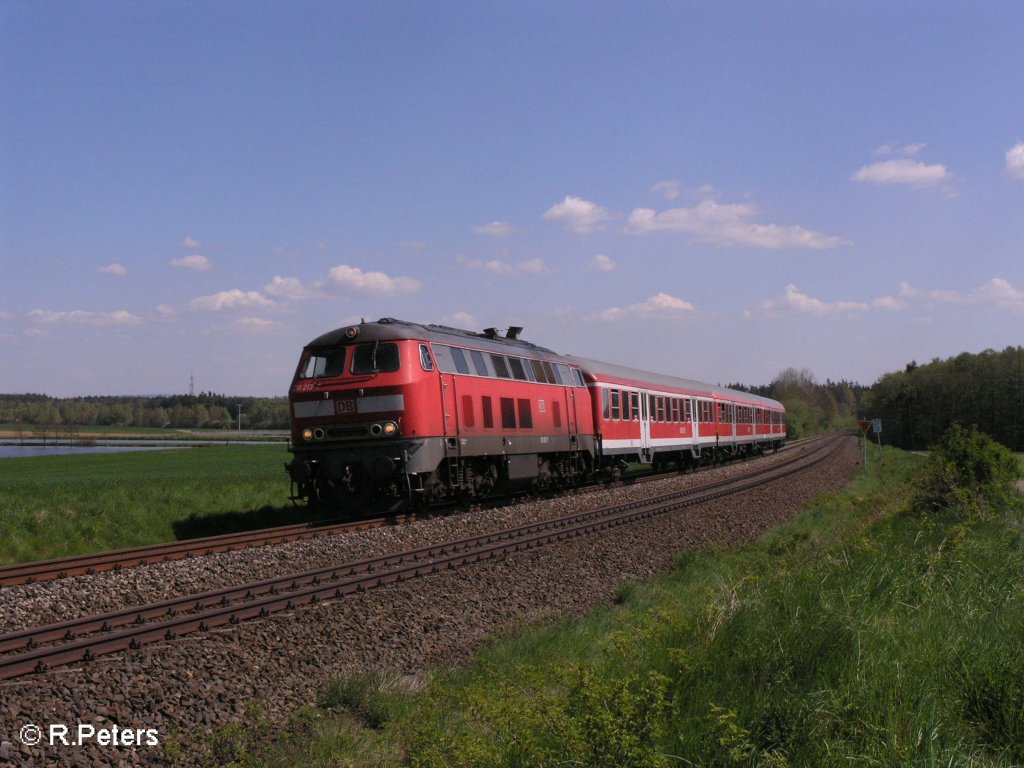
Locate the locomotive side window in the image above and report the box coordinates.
[482,396,494,428]
[573,368,585,387]
[530,359,549,383]
[432,345,456,373]
[552,400,562,427]
[500,397,516,428]
[491,355,511,379]
[470,350,489,376]
[610,390,621,420]
[554,364,572,385]
[508,357,529,381]
[352,342,400,374]
[602,388,610,420]
[462,395,475,427]
[542,361,557,384]
[300,348,346,379]
[451,347,471,374]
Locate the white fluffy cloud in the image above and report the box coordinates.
[626,200,846,249]
[851,158,951,187]
[588,254,615,272]
[457,255,547,276]
[1006,142,1024,181]
[28,309,143,325]
[182,236,201,248]
[263,275,314,301]
[171,254,213,271]
[745,285,869,318]
[185,290,275,313]
[543,195,611,234]
[317,265,421,295]
[588,292,695,322]
[650,180,682,200]
[98,263,127,276]
[750,278,1024,319]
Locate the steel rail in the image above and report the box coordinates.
[0,435,844,680]
[0,436,814,588]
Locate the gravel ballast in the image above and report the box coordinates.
[0,437,860,766]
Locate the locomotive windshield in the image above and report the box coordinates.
[352,342,400,374]
[299,347,346,379]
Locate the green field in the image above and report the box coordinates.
[0,445,310,565]
[191,447,1024,768]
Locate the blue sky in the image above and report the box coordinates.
[2,2,1023,397]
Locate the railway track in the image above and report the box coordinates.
[0,436,823,588]
[0,434,844,680]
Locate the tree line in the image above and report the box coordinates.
[864,346,1024,451]
[0,394,290,431]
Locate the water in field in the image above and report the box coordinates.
[0,445,186,458]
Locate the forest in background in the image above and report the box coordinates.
[0,393,290,431]
[2,346,1021,449]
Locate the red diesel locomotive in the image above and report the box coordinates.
[286,318,785,510]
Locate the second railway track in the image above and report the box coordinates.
[0,434,844,681]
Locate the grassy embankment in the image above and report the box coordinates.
[0,446,309,565]
[205,445,1024,768]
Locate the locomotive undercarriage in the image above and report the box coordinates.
[288,435,598,514]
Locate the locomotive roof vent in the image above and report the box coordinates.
[378,317,396,324]
[506,326,523,340]
[483,327,499,338]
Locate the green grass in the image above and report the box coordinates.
[213,448,1024,768]
[0,446,314,564]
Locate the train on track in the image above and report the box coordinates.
[286,318,786,511]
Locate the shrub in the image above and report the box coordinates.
[915,424,1019,520]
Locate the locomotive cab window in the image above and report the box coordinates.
[300,348,346,379]
[351,342,400,374]
[419,344,434,372]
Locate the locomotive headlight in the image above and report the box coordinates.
[344,325,359,339]
[383,421,397,435]
[302,428,314,441]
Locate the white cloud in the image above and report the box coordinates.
[745,285,869,318]
[543,195,611,234]
[99,262,127,276]
[588,254,615,272]
[588,292,695,322]
[171,254,213,271]
[28,309,143,326]
[317,264,421,295]
[263,275,315,301]
[185,290,275,313]
[1006,143,1024,181]
[626,200,846,249]
[457,255,548,276]
[650,180,682,200]
[473,221,517,237]
[969,278,1024,311]
[182,236,201,248]
[851,158,950,187]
